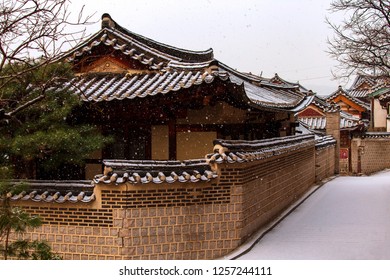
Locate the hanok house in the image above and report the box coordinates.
[326,85,370,120]
[370,87,390,131]
[346,74,390,131]
[297,94,364,174]
[49,13,314,181]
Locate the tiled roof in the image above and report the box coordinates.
[311,95,333,111]
[94,159,218,185]
[4,180,95,203]
[299,111,361,130]
[64,66,314,112]
[326,86,370,110]
[348,89,369,99]
[377,89,390,107]
[372,87,390,101]
[348,75,390,99]
[315,135,337,150]
[295,123,337,149]
[361,132,390,139]
[298,116,327,130]
[65,70,227,102]
[215,64,315,112]
[206,134,315,164]
[65,15,213,68]
[61,14,314,113]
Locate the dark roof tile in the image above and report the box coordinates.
[207,134,315,163]
[94,159,218,185]
[299,111,361,130]
[67,70,218,102]
[5,180,95,203]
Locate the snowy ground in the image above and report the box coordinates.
[237,170,390,260]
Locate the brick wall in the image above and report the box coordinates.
[11,182,238,260]
[5,136,337,260]
[315,145,336,182]
[350,134,390,174]
[12,200,122,260]
[230,146,316,240]
[102,183,239,259]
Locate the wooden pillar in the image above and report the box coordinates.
[370,97,375,131]
[168,120,176,160]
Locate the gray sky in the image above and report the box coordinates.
[70,0,346,96]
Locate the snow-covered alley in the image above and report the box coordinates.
[236,170,390,260]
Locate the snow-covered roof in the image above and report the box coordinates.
[62,13,314,113]
[206,134,315,164]
[310,95,335,112]
[326,86,370,111]
[298,111,361,131]
[348,74,390,99]
[315,135,337,150]
[63,69,226,102]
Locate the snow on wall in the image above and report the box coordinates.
[209,134,316,164]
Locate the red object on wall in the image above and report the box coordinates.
[340,148,349,159]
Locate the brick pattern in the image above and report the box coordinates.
[350,138,390,174]
[101,185,230,209]
[315,146,336,182]
[339,157,349,174]
[234,146,316,240]
[118,204,240,259]
[21,224,122,260]
[18,205,113,227]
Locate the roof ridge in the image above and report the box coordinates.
[101,13,214,63]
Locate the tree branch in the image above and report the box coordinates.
[5,93,45,119]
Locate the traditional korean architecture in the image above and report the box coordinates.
[54,13,315,180]
[297,95,364,174]
[326,85,370,120]
[370,87,390,131]
[347,74,390,131]
[3,14,341,261]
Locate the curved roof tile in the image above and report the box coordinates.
[94,159,218,185]
[326,86,370,110]
[299,111,361,130]
[315,135,337,150]
[5,180,95,203]
[66,70,219,102]
[362,132,390,138]
[207,134,315,164]
[348,75,390,99]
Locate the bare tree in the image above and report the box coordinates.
[327,0,390,79]
[0,0,94,121]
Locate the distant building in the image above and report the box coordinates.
[297,95,362,174]
[298,73,390,174]
[326,85,370,120]
[347,74,390,131]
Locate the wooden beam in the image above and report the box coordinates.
[168,120,177,160]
